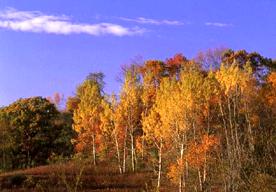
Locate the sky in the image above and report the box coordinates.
[0,0,275,106]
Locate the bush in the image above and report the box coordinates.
[6,174,27,188]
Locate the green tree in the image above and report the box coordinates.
[0,110,13,170]
[1,97,68,168]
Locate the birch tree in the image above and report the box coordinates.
[117,68,142,172]
[73,74,104,166]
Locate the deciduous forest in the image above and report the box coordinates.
[0,49,275,191]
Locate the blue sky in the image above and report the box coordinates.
[0,0,275,106]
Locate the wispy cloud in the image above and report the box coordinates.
[0,8,145,36]
[119,17,184,26]
[205,22,233,27]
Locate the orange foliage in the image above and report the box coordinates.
[75,142,85,153]
[166,53,187,77]
[268,72,276,87]
[266,72,276,112]
[166,53,187,67]
[135,136,143,155]
[140,60,165,79]
[167,161,184,184]
[186,135,219,168]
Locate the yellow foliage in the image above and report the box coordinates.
[215,64,252,96]
[73,80,104,153]
[167,161,184,185]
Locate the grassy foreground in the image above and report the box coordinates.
[0,162,154,192]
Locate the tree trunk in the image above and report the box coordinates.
[245,103,254,154]
[114,133,122,174]
[203,156,207,191]
[179,178,182,192]
[92,134,96,166]
[179,142,184,192]
[130,132,135,172]
[123,127,127,173]
[198,168,202,191]
[142,133,145,160]
[157,140,162,191]
[2,151,5,170]
[219,100,233,191]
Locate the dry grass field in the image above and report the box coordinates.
[0,162,154,192]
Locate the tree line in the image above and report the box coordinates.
[1,48,275,191]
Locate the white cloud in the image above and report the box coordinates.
[0,8,145,36]
[120,17,184,26]
[205,22,233,27]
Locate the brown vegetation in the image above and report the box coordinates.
[0,162,154,192]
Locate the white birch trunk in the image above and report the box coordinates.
[92,134,96,166]
[157,140,162,191]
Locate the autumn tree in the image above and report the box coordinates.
[165,53,188,78]
[116,66,142,172]
[221,49,274,81]
[139,60,166,160]
[153,74,191,192]
[73,73,105,165]
[213,56,266,191]
[252,71,276,183]
[195,47,227,70]
[66,97,80,113]
[100,94,131,174]
[1,50,274,191]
